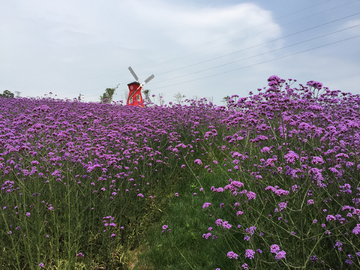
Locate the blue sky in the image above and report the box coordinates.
[1,0,359,104]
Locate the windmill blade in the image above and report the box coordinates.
[144,74,155,84]
[128,66,139,82]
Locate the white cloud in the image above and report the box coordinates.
[121,1,282,56]
[2,0,357,105]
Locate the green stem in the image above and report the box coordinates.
[167,234,195,270]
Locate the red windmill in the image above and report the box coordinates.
[127,66,155,107]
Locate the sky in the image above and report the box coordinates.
[1,0,359,105]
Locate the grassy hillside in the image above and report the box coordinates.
[0,76,359,269]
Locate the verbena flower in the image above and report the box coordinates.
[334,240,342,251]
[352,224,360,235]
[246,191,256,200]
[222,221,232,229]
[249,226,256,235]
[270,244,280,254]
[202,233,211,239]
[215,219,223,226]
[227,251,238,259]
[245,249,255,259]
[310,255,318,263]
[275,250,286,260]
[203,202,211,209]
[307,199,314,205]
[194,159,202,165]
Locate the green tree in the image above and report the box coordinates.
[0,90,14,98]
[100,84,119,104]
[100,92,109,103]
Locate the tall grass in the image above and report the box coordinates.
[0,76,359,269]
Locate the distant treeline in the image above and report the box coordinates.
[0,90,14,98]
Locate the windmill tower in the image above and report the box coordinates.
[127,66,154,107]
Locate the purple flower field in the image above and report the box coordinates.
[0,76,359,269]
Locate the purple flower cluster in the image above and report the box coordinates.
[227,251,238,259]
[162,224,171,233]
[270,244,286,260]
[1,76,360,269]
[183,77,360,267]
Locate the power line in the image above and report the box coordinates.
[141,0,359,70]
[116,2,360,87]
[154,34,360,90]
[83,27,360,99]
[149,23,360,85]
[137,0,336,66]
[154,12,360,77]
[61,0,352,93]
[63,1,360,97]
